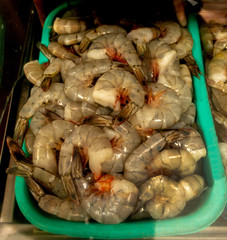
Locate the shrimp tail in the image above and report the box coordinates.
[14,116,29,142]
[183,54,201,78]
[36,42,55,61]
[114,102,139,125]
[78,37,91,53]
[6,136,32,166]
[61,175,79,202]
[41,77,52,92]
[132,66,147,90]
[6,165,31,177]
[84,115,113,127]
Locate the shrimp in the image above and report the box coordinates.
[124,132,168,185]
[165,127,207,162]
[171,28,193,60]
[86,33,145,86]
[179,174,205,202]
[60,59,76,82]
[147,148,196,178]
[134,174,204,219]
[171,102,196,128]
[53,17,87,34]
[48,42,80,63]
[173,0,187,27]
[129,83,182,130]
[92,68,146,122]
[211,87,227,116]
[145,39,177,81]
[14,83,71,141]
[212,110,227,143]
[135,175,186,219]
[155,20,181,44]
[23,60,44,87]
[64,59,114,104]
[58,124,113,200]
[127,26,161,57]
[210,23,227,41]
[29,104,64,136]
[6,136,67,199]
[24,128,35,154]
[207,50,227,92]
[78,25,127,53]
[157,73,192,113]
[218,142,227,176]
[75,174,138,224]
[64,101,111,124]
[86,115,142,172]
[26,177,89,221]
[200,24,214,56]
[23,58,63,91]
[57,30,88,46]
[33,120,75,176]
[213,39,227,56]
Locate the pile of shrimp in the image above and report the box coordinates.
[200,21,227,177]
[6,4,207,225]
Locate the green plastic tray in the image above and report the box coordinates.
[16,1,227,238]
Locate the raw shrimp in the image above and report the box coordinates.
[58,124,113,200]
[86,33,145,86]
[64,59,114,104]
[42,58,64,91]
[145,39,177,81]
[58,30,88,45]
[86,115,142,172]
[170,102,196,128]
[29,104,64,136]
[179,174,205,202]
[136,175,186,219]
[210,23,227,41]
[24,128,35,154]
[78,25,127,53]
[75,174,138,224]
[173,0,187,27]
[157,73,192,112]
[127,26,160,57]
[64,101,111,124]
[23,60,44,87]
[92,68,146,121]
[48,41,80,63]
[200,24,214,56]
[36,42,55,61]
[6,136,67,199]
[53,17,87,34]
[211,87,227,116]
[60,59,76,82]
[147,148,196,178]
[155,20,181,44]
[207,50,227,92]
[171,28,193,60]
[165,127,207,162]
[33,120,75,175]
[14,83,71,141]
[26,177,89,221]
[129,83,182,130]
[218,142,227,176]
[180,64,193,90]
[124,132,168,185]
[212,110,227,143]
[213,40,227,56]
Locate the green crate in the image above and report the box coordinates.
[16,1,227,238]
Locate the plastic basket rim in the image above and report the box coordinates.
[15,1,227,239]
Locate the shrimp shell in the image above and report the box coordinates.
[33,120,75,175]
[75,175,138,224]
[53,17,87,34]
[129,83,182,130]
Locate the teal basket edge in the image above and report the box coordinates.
[15,3,227,239]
